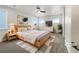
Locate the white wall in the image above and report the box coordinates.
[71,6,79,52]
[65,6,71,52]
[71,6,79,43]
[6,7,28,25]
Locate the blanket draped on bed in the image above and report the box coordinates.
[17,30,49,44]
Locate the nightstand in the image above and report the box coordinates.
[7,31,17,41]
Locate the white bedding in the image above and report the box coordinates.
[17,30,49,44]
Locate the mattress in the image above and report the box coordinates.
[17,30,49,44]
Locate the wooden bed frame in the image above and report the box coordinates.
[34,32,51,48]
[16,32,51,49]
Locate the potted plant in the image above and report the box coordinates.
[58,24,62,34]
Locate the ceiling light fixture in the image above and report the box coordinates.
[36,6,46,13]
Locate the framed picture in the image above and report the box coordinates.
[17,15,24,24]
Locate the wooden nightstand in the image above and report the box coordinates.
[7,31,17,41]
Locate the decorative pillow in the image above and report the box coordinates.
[18,28,22,32]
[18,28,27,32]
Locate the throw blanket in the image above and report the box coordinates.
[17,30,49,44]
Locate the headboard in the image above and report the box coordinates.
[15,24,31,32]
[9,24,31,32]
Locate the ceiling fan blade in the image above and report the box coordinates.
[40,11,46,13]
[36,6,40,9]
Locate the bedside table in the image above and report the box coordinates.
[7,31,17,41]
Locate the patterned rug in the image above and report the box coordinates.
[16,37,55,53]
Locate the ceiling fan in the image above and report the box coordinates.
[36,6,46,13]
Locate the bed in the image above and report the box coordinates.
[8,24,51,48]
[16,30,51,48]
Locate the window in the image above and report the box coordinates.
[53,16,60,23]
[0,10,7,29]
[39,18,45,24]
[29,17,45,26]
[32,18,38,25]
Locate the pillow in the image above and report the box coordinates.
[18,28,27,32]
[18,28,22,32]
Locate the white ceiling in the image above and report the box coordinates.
[6,5,64,17]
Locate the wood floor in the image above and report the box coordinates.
[49,33,68,53]
[0,33,68,53]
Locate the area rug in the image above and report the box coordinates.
[16,37,55,53]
